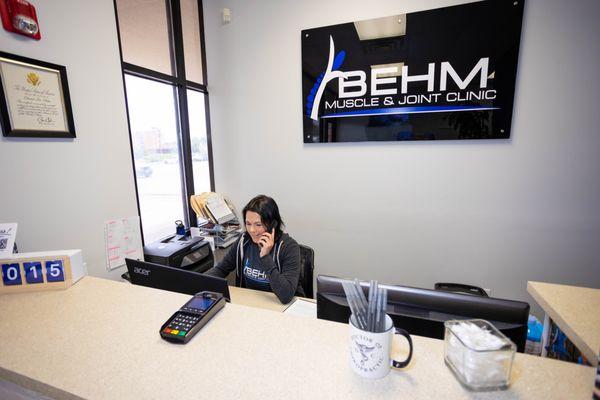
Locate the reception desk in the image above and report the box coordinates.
[527,281,600,364]
[0,276,595,399]
[229,284,290,312]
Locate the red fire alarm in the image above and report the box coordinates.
[0,0,41,40]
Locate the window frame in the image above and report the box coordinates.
[113,0,214,244]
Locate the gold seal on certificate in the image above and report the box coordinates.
[0,51,76,138]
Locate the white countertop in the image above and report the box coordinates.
[527,281,600,364]
[229,284,291,312]
[0,276,595,399]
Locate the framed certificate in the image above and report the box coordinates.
[0,51,75,138]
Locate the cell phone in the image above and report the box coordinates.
[258,221,277,248]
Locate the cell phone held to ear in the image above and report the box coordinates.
[258,221,277,248]
[268,221,278,233]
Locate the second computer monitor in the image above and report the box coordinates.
[316,275,529,352]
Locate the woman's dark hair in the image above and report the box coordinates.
[242,195,284,241]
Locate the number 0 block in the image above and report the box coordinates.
[2,263,22,286]
[0,250,87,294]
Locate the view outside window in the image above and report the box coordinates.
[187,89,210,194]
[116,0,213,244]
[125,75,185,243]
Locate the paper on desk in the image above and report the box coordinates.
[104,216,143,271]
[0,223,17,258]
[283,298,317,318]
[206,195,235,224]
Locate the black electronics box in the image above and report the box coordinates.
[144,234,213,273]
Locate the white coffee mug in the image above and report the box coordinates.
[349,314,413,379]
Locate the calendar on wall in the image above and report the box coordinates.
[1,249,87,294]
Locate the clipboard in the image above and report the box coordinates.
[190,193,236,224]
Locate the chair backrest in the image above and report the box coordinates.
[298,244,315,298]
[434,282,488,297]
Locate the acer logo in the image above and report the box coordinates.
[133,267,150,276]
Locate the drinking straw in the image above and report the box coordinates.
[375,287,382,332]
[345,279,391,333]
[342,281,367,329]
[368,280,375,331]
[372,281,379,331]
[342,281,358,321]
[353,279,368,310]
[351,280,368,317]
[382,290,386,331]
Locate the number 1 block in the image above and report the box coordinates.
[24,262,43,284]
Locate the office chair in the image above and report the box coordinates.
[298,244,315,298]
[434,282,488,297]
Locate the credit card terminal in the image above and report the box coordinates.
[160,291,225,344]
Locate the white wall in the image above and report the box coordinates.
[204,0,600,309]
[0,0,137,279]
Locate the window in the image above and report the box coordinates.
[114,0,213,243]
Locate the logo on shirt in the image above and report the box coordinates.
[243,265,268,282]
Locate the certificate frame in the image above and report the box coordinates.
[0,51,75,138]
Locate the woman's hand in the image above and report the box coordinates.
[258,228,275,258]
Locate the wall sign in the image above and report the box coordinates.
[301,0,525,143]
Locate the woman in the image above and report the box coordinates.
[205,195,304,303]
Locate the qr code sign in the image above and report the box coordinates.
[0,238,7,250]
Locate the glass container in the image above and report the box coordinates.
[444,319,516,391]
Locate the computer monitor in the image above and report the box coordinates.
[125,258,230,301]
[316,275,530,352]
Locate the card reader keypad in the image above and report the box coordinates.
[163,313,199,337]
[160,291,225,344]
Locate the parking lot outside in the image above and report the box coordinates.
[136,160,210,243]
